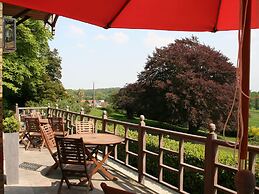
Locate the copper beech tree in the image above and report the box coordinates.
[116,37,237,132]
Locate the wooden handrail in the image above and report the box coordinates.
[16,106,259,194]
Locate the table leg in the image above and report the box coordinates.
[86,146,117,180]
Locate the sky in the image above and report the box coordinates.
[49,17,259,91]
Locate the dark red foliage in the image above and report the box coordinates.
[116,37,237,132]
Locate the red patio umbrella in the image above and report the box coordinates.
[1,0,258,193]
[1,0,259,31]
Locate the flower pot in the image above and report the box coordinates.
[3,132,19,184]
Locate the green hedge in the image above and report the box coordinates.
[82,119,258,193]
[107,124,258,194]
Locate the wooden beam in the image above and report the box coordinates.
[13,8,31,19]
[16,16,30,26]
[0,3,4,194]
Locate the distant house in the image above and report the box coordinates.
[86,100,106,107]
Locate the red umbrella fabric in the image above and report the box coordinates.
[2,0,259,31]
[2,0,258,175]
[2,0,257,161]
[1,0,257,193]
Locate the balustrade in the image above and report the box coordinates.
[16,104,259,194]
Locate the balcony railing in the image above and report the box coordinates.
[16,105,259,194]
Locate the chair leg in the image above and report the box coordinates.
[57,178,64,194]
[89,179,94,191]
[25,141,31,150]
[40,140,45,151]
[64,177,70,189]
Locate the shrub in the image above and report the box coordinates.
[3,115,19,133]
[249,126,259,136]
[114,125,243,193]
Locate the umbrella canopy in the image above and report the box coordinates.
[1,0,257,172]
[1,0,259,31]
[0,0,257,193]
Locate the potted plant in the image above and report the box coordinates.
[3,114,19,184]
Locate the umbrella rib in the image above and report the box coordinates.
[212,0,222,32]
[104,0,131,29]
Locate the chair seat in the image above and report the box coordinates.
[55,137,94,193]
[63,162,94,172]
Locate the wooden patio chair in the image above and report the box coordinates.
[75,120,98,159]
[24,117,44,150]
[75,120,95,134]
[48,117,67,136]
[55,136,94,194]
[100,183,135,194]
[40,124,59,175]
[30,110,41,118]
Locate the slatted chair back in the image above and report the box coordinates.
[24,117,44,150]
[55,137,87,167]
[40,124,56,154]
[25,117,41,133]
[40,124,59,175]
[55,136,93,193]
[30,110,41,118]
[75,120,94,134]
[48,117,65,136]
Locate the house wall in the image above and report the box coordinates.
[0,3,4,194]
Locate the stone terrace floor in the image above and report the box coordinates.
[5,145,178,194]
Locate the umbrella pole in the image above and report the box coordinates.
[239,0,251,167]
[235,0,255,194]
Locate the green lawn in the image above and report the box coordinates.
[89,108,103,117]
[250,109,259,127]
[90,107,259,137]
[89,108,206,135]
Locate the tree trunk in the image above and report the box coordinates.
[255,98,259,110]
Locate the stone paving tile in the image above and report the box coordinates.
[4,146,158,194]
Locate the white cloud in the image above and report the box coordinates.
[69,24,85,36]
[111,32,129,44]
[144,32,175,48]
[75,43,86,49]
[95,34,108,41]
[94,32,129,44]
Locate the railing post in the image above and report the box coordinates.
[53,104,58,117]
[138,115,146,184]
[15,103,19,120]
[102,111,108,159]
[65,107,70,134]
[102,111,107,133]
[204,123,218,194]
[248,151,256,174]
[80,107,84,121]
[47,103,51,117]
[65,106,69,122]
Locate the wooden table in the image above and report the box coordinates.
[68,133,124,180]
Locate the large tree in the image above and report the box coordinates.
[3,20,65,108]
[116,37,237,132]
